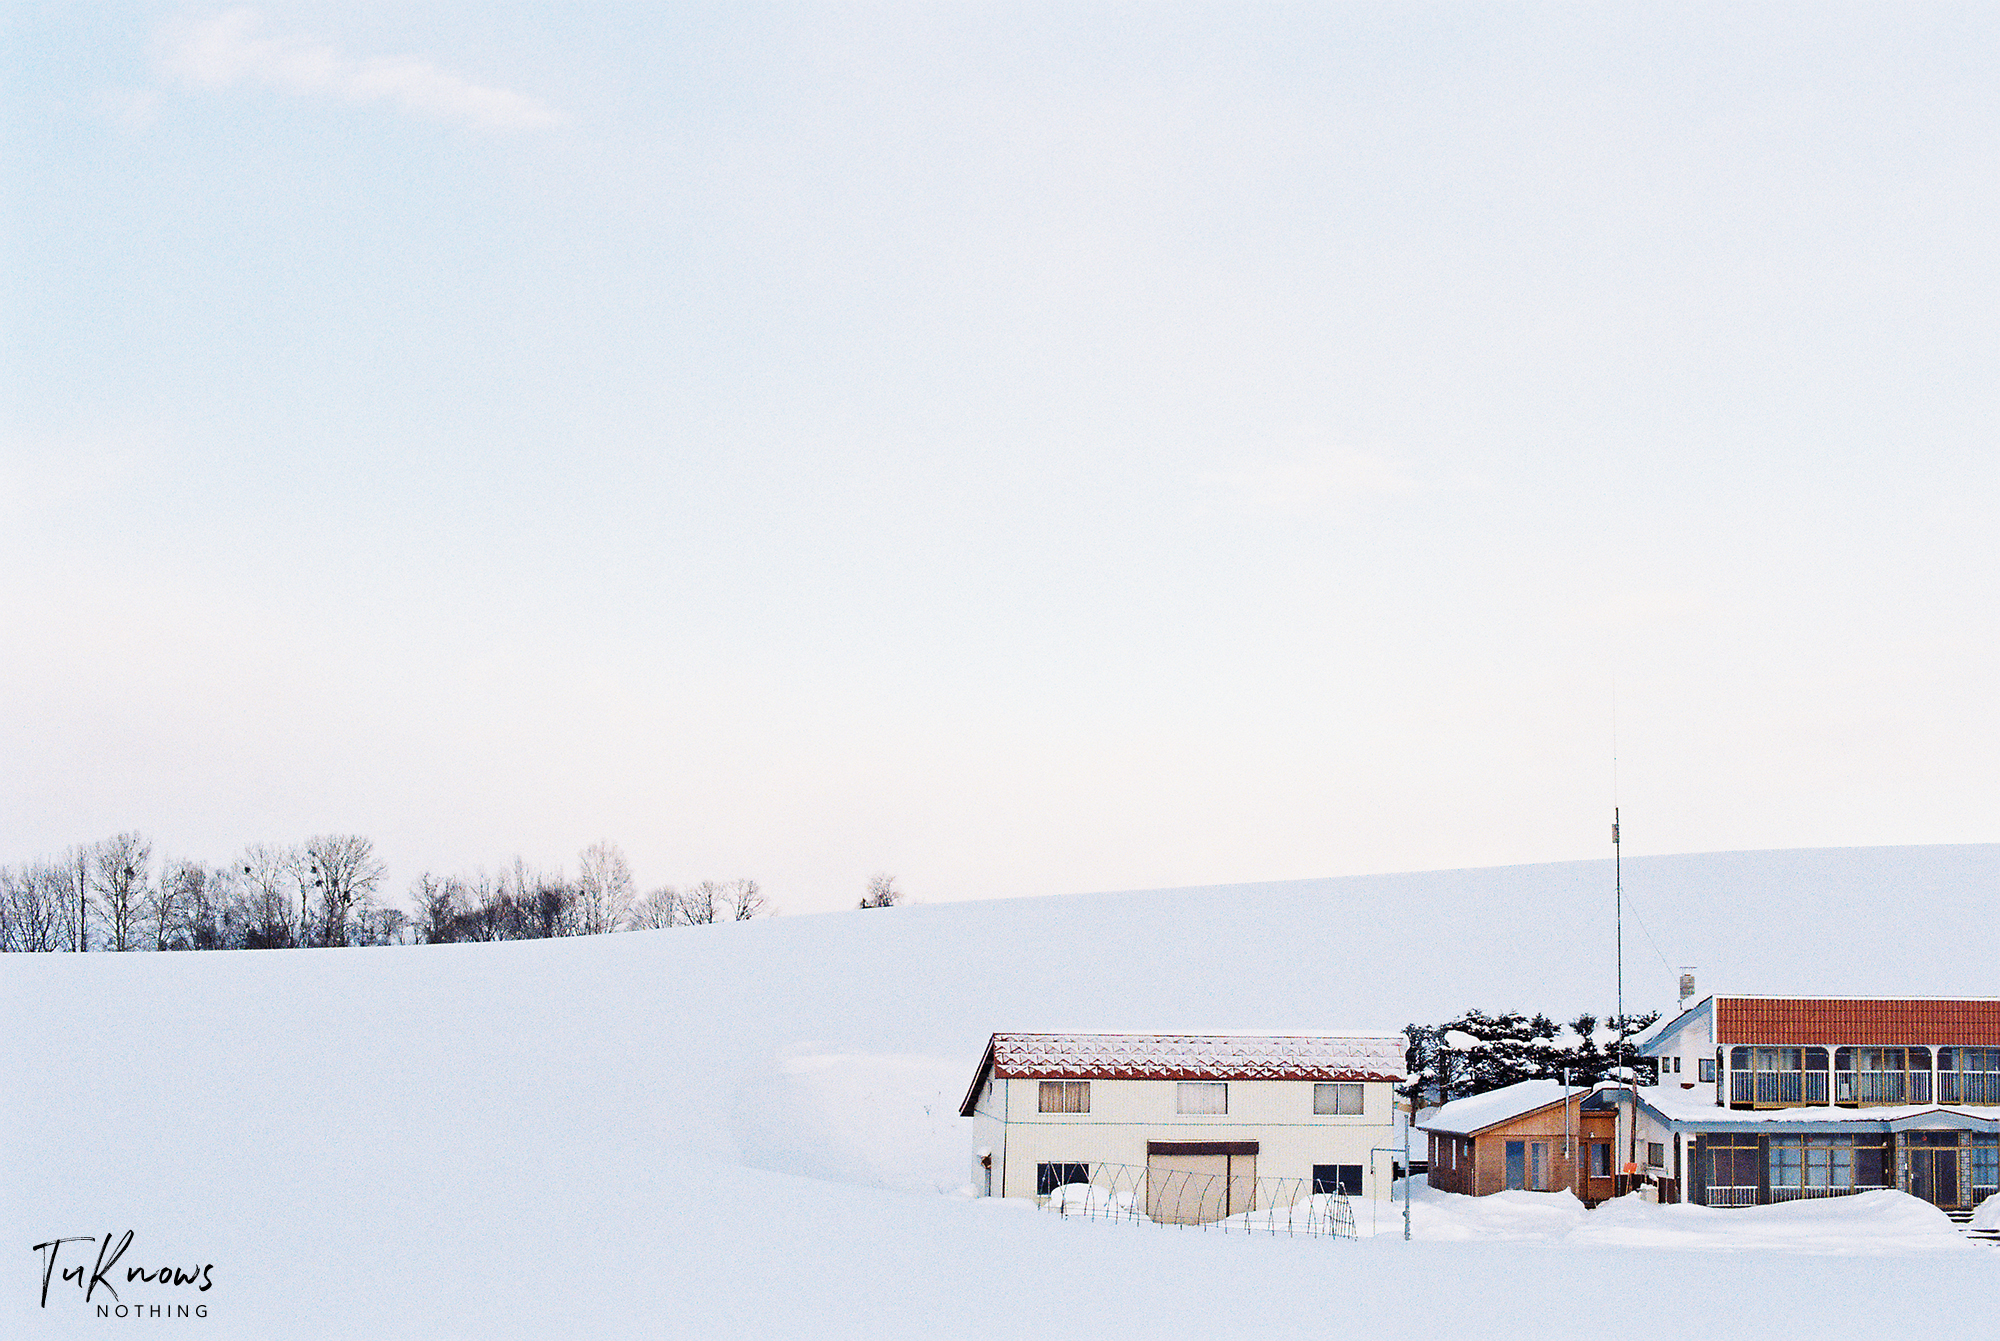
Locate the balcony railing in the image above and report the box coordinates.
[1834,1071,1931,1105]
[1729,1070,1830,1106]
[1940,1073,2000,1105]
[1705,1186,1759,1207]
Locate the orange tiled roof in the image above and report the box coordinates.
[1715,998,2000,1046]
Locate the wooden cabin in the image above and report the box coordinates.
[1420,1080,1622,1204]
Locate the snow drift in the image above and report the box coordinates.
[4,845,1995,1338]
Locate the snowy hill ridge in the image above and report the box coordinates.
[5,845,1995,1337]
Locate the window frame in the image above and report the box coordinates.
[1175,1081,1228,1115]
[1312,1164,1364,1196]
[1313,1081,1365,1116]
[1037,1079,1090,1114]
[1036,1162,1090,1196]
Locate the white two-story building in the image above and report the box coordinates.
[959,1031,1406,1221]
[1627,995,2000,1216]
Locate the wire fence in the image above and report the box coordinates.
[1038,1163,1358,1239]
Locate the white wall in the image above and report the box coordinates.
[985,1076,1399,1202]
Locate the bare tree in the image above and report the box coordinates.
[1,862,70,952]
[349,904,410,946]
[457,872,513,942]
[679,880,724,925]
[90,832,152,951]
[148,858,206,951]
[529,875,577,939]
[238,843,299,949]
[575,841,634,936]
[58,845,91,951]
[182,865,246,950]
[628,886,680,930]
[726,878,769,921]
[301,834,386,948]
[858,873,902,909]
[411,873,466,944]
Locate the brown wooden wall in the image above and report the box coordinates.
[1426,1096,1618,1202]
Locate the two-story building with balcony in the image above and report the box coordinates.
[1627,996,2000,1218]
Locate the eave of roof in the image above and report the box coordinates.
[960,1030,1407,1115]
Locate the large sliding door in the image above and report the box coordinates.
[1145,1142,1258,1224]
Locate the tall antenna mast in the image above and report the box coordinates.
[1612,685,1631,1182]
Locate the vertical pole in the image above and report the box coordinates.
[1614,806,1634,1190]
[1403,1109,1412,1241]
[1563,1067,1572,1193]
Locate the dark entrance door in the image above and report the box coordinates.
[1905,1133,1965,1210]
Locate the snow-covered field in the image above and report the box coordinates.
[5,846,1995,1338]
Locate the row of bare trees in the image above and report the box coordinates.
[0,832,395,952]
[408,843,769,944]
[0,834,778,953]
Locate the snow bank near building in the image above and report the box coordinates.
[1573,1189,1970,1255]
[731,1049,971,1193]
[1389,1179,1975,1255]
[1390,1182,1591,1240]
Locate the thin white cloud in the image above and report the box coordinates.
[159,10,566,131]
[1197,448,1425,516]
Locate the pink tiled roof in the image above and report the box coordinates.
[960,1031,1407,1114]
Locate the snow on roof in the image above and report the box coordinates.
[1420,1080,1590,1136]
[1636,1084,2000,1128]
[988,1031,1405,1081]
[960,1031,1406,1115]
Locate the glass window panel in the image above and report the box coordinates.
[1314,1082,1364,1115]
[1805,1048,1828,1070]
[1176,1082,1227,1115]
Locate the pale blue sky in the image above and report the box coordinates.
[4,3,1994,913]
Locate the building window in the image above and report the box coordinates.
[1648,1142,1665,1168]
[1835,1048,1933,1105]
[1176,1082,1228,1115]
[1971,1133,1998,1205]
[1673,1057,1682,1074]
[1313,1164,1364,1196]
[1505,1140,1550,1190]
[1767,1134,1891,1199]
[1940,1048,2000,1106]
[1590,1143,1611,1178]
[1036,1162,1089,1196]
[1698,1057,1716,1083]
[1732,1047,1830,1105]
[1038,1080,1090,1113]
[1314,1082,1364,1115]
[1705,1134,1760,1206]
